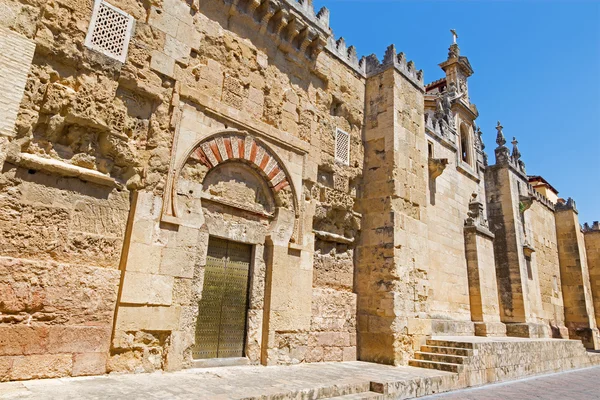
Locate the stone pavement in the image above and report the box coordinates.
[420,365,600,400]
[0,361,460,400]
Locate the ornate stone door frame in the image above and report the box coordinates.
[160,128,300,365]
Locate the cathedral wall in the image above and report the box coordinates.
[0,0,366,378]
[556,208,599,348]
[356,65,429,365]
[584,229,600,329]
[525,202,566,334]
[0,167,129,381]
[425,135,476,326]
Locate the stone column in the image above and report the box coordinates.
[555,200,600,349]
[356,46,429,366]
[584,222,600,329]
[464,198,506,337]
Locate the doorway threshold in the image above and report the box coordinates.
[191,357,250,368]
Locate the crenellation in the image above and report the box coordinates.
[583,221,600,232]
[364,44,425,88]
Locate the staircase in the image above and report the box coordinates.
[408,338,475,374]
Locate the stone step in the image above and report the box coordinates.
[426,339,475,349]
[408,359,464,373]
[414,351,468,364]
[329,391,385,400]
[421,345,474,357]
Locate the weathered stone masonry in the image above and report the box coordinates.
[0,0,598,382]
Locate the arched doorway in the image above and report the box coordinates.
[166,130,298,364]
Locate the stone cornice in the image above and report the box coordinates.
[464,224,495,240]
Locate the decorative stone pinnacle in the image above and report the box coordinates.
[448,43,460,59]
[511,137,521,161]
[476,125,485,150]
[495,121,506,147]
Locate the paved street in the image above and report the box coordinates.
[1,363,599,399]
[421,365,600,400]
[0,361,456,399]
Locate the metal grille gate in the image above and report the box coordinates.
[192,237,252,359]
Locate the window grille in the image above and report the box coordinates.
[84,0,134,63]
[335,128,350,165]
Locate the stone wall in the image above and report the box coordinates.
[107,0,365,371]
[0,167,129,381]
[555,206,600,349]
[526,201,567,337]
[357,58,428,366]
[584,225,600,329]
[425,134,478,330]
[485,163,550,337]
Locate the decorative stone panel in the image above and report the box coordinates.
[334,128,350,166]
[84,0,134,63]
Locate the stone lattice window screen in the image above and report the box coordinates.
[84,0,134,63]
[335,128,350,166]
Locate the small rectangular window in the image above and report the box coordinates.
[85,0,134,63]
[335,128,350,166]
[525,256,533,280]
[428,141,434,158]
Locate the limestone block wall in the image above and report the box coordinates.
[108,0,365,371]
[584,227,600,328]
[555,208,599,349]
[0,167,129,381]
[0,0,179,380]
[357,62,428,366]
[0,0,367,378]
[425,135,479,328]
[485,166,525,323]
[525,201,567,336]
[485,165,551,337]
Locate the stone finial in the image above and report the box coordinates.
[475,126,485,150]
[465,191,489,229]
[511,137,521,161]
[494,121,510,165]
[448,43,460,59]
[495,121,506,147]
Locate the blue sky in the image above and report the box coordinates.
[313,0,600,225]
